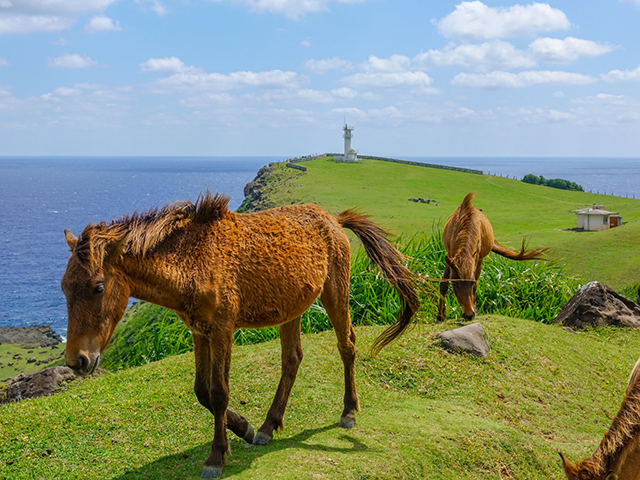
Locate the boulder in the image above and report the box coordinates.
[553,281,640,329]
[438,322,490,357]
[3,366,76,403]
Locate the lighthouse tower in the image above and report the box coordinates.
[335,123,358,162]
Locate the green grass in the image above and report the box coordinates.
[264,157,640,289]
[0,343,65,383]
[2,317,640,479]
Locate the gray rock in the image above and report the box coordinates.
[3,366,76,403]
[0,325,62,346]
[438,322,489,357]
[553,281,640,329]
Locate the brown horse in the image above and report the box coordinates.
[560,357,640,480]
[61,192,419,479]
[437,192,548,321]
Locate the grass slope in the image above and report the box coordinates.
[2,317,640,479]
[262,157,640,289]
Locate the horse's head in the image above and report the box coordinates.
[61,227,131,376]
[446,256,477,320]
[559,452,619,480]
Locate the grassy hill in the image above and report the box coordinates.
[2,316,640,479]
[3,157,640,480]
[247,157,640,289]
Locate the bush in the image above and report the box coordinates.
[522,174,584,192]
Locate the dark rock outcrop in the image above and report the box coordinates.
[438,322,490,357]
[3,366,76,403]
[553,281,640,329]
[0,325,62,347]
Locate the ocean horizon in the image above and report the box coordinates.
[1,155,638,336]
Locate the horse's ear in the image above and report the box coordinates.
[559,452,578,479]
[626,357,640,396]
[106,231,131,261]
[64,229,78,253]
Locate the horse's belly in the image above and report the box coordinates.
[235,277,324,329]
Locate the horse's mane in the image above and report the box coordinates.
[450,192,478,276]
[577,362,640,476]
[75,191,230,271]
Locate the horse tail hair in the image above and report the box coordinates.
[336,209,420,355]
[491,239,549,261]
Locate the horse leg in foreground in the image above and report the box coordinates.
[253,317,304,445]
[560,357,640,480]
[320,261,359,429]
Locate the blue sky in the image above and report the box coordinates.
[1,0,640,157]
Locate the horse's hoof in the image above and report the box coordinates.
[201,465,223,479]
[436,315,444,322]
[339,415,356,429]
[243,424,255,444]
[252,431,272,445]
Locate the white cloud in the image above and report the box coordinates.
[0,0,117,34]
[0,57,9,67]
[154,69,306,92]
[553,90,565,98]
[304,57,352,74]
[261,87,358,103]
[435,1,570,42]
[48,54,99,68]
[530,37,614,63]
[602,65,640,82]
[415,40,536,72]
[341,71,435,91]
[85,15,121,33]
[136,0,168,16]
[208,0,367,20]
[300,39,311,48]
[53,38,69,45]
[362,55,411,73]
[452,70,597,89]
[140,57,203,74]
[571,93,636,106]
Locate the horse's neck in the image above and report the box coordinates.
[120,253,186,312]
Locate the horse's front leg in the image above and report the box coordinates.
[194,336,254,444]
[254,316,303,445]
[437,263,451,322]
[192,331,235,479]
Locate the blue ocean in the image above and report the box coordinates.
[1,156,639,336]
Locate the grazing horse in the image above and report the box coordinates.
[61,192,419,479]
[560,357,640,480]
[437,192,548,321]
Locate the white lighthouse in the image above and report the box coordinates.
[334,123,358,162]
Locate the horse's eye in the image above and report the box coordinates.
[94,284,105,295]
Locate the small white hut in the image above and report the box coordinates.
[570,204,621,231]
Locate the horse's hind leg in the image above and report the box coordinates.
[254,316,303,446]
[321,266,359,429]
[437,263,451,322]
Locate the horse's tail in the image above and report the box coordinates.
[491,239,549,261]
[336,209,419,355]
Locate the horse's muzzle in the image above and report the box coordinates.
[68,353,100,376]
[462,312,476,321]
